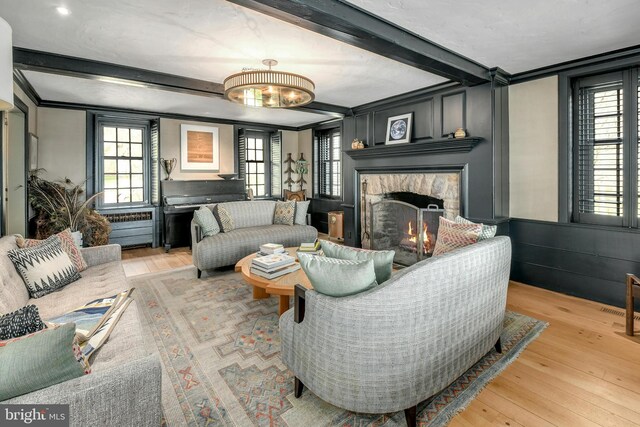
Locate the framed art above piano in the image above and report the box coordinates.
[161,179,246,251]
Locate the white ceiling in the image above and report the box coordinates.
[22,71,329,127]
[348,0,640,74]
[0,0,445,112]
[2,0,640,125]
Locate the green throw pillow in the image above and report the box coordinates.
[298,253,377,297]
[320,240,395,284]
[454,216,497,240]
[294,201,310,225]
[194,206,220,237]
[0,323,87,400]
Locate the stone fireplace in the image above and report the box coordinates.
[360,172,461,265]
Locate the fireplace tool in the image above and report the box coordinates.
[160,157,176,180]
[362,179,370,242]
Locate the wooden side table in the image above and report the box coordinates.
[626,274,640,336]
[328,211,344,241]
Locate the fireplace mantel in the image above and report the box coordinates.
[344,136,482,159]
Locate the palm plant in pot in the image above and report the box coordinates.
[27,171,111,247]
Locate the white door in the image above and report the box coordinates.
[6,107,26,236]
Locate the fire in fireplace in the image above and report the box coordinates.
[400,220,436,255]
[371,198,444,266]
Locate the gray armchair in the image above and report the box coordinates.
[279,237,511,426]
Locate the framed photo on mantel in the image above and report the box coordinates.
[385,113,413,145]
[180,124,220,171]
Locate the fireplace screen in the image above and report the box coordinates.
[370,201,444,266]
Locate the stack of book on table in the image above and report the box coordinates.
[257,243,285,256]
[251,252,299,279]
[297,238,321,255]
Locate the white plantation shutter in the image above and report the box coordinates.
[270,131,282,198]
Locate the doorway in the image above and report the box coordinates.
[5,96,28,236]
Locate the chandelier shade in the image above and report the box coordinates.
[224,61,314,108]
[0,17,14,111]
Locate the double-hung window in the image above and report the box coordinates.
[313,127,341,198]
[573,69,639,227]
[237,128,282,198]
[95,115,158,207]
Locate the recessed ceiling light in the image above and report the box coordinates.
[56,6,70,16]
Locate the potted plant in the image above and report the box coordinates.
[27,171,111,247]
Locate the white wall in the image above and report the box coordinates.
[509,76,559,222]
[37,108,86,185]
[159,118,234,180]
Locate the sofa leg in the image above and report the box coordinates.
[404,405,417,427]
[494,337,502,354]
[197,269,202,279]
[294,377,304,398]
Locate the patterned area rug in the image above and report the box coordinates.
[131,267,547,427]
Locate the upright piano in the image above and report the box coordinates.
[161,180,246,251]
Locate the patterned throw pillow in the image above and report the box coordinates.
[273,201,295,225]
[454,216,497,240]
[298,253,377,297]
[0,305,47,340]
[214,205,235,232]
[433,216,482,256]
[8,238,81,298]
[0,323,90,401]
[294,200,310,225]
[194,206,220,237]
[16,229,88,272]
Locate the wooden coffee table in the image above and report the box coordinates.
[235,247,312,316]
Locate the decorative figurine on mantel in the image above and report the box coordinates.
[295,153,309,192]
[351,138,366,149]
[454,128,468,138]
[284,153,296,190]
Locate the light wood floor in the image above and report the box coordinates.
[121,244,640,426]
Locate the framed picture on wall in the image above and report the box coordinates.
[180,124,220,171]
[28,133,38,171]
[385,113,413,145]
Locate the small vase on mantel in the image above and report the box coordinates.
[71,230,83,248]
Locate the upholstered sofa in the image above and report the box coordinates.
[191,200,317,276]
[280,236,511,426]
[0,236,162,427]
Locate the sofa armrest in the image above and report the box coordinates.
[4,353,162,427]
[192,222,202,244]
[80,244,122,267]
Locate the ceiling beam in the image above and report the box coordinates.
[12,47,348,117]
[225,0,492,86]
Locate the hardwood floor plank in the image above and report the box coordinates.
[497,359,637,426]
[488,376,601,426]
[503,360,640,425]
[518,352,640,413]
[475,389,555,427]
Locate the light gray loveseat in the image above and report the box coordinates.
[280,236,511,426]
[0,236,162,427]
[191,200,317,277]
